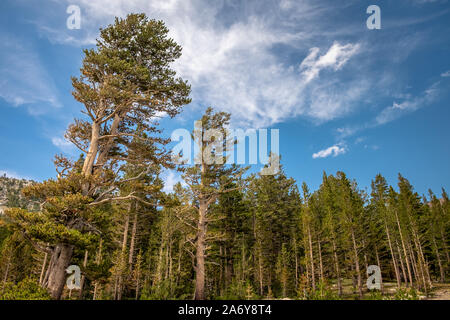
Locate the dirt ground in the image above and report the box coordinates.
[331,280,450,300]
[425,283,450,300]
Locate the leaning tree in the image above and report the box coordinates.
[6,13,190,299]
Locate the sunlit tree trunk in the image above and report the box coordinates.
[351,229,362,298]
[395,210,413,287]
[385,224,401,287]
[194,199,207,300]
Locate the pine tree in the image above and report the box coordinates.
[182,108,246,300]
[5,13,190,299]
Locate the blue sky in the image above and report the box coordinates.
[0,0,449,196]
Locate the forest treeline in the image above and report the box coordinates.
[0,14,448,300]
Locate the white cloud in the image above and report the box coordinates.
[375,82,439,125]
[306,78,369,122]
[36,0,366,127]
[0,35,61,111]
[441,70,450,77]
[312,144,346,159]
[300,42,360,83]
[336,126,361,139]
[335,81,442,139]
[51,136,76,153]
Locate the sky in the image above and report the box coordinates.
[0,0,449,196]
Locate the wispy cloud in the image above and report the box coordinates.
[312,144,346,159]
[35,0,368,127]
[336,81,442,139]
[51,136,76,153]
[375,82,440,125]
[300,42,360,84]
[0,35,61,112]
[441,70,450,77]
[31,0,444,130]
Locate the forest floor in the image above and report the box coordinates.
[330,279,450,300]
[425,283,450,300]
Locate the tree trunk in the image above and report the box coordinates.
[440,229,449,263]
[95,114,121,168]
[155,243,164,285]
[257,239,264,296]
[351,229,362,298]
[129,211,138,268]
[82,121,100,178]
[294,239,299,289]
[375,246,384,293]
[307,225,315,291]
[2,259,10,290]
[332,239,342,296]
[396,240,408,285]
[93,239,102,300]
[45,115,99,299]
[46,244,74,299]
[416,236,432,290]
[318,239,324,284]
[39,251,48,286]
[385,223,401,288]
[78,249,89,299]
[116,206,130,300]
[433,237,445,282]
[408,242,420,286]
[194,199,207,300]
[395,210,413,287]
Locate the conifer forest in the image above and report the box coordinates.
[0,10,449,303]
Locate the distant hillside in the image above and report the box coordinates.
[0,175,39,214]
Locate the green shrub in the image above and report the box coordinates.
[392,288,419,300]
[0,278,51,300]
[298,280,341,300]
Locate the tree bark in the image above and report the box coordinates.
[78,249,89,299]
[332,240,342,296]
[257,238,264,296]
[93,239,102,300]
[396,240,408,285]
[416,236,432,290]
[129,211,138,268]
[307,225,315,291]
[194,199,207,300]
[46,244,74,299]
[115,205,130,300]
[440,229,449,264]
[39,251,48,286]
[375,246,384,293]
[433,237,445,282]
[81,121,100,178]
[318,239,324,284]
[2,259,10,290]
[395,210,413,287]
[351,229,362,298]
[385,223,401,288]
